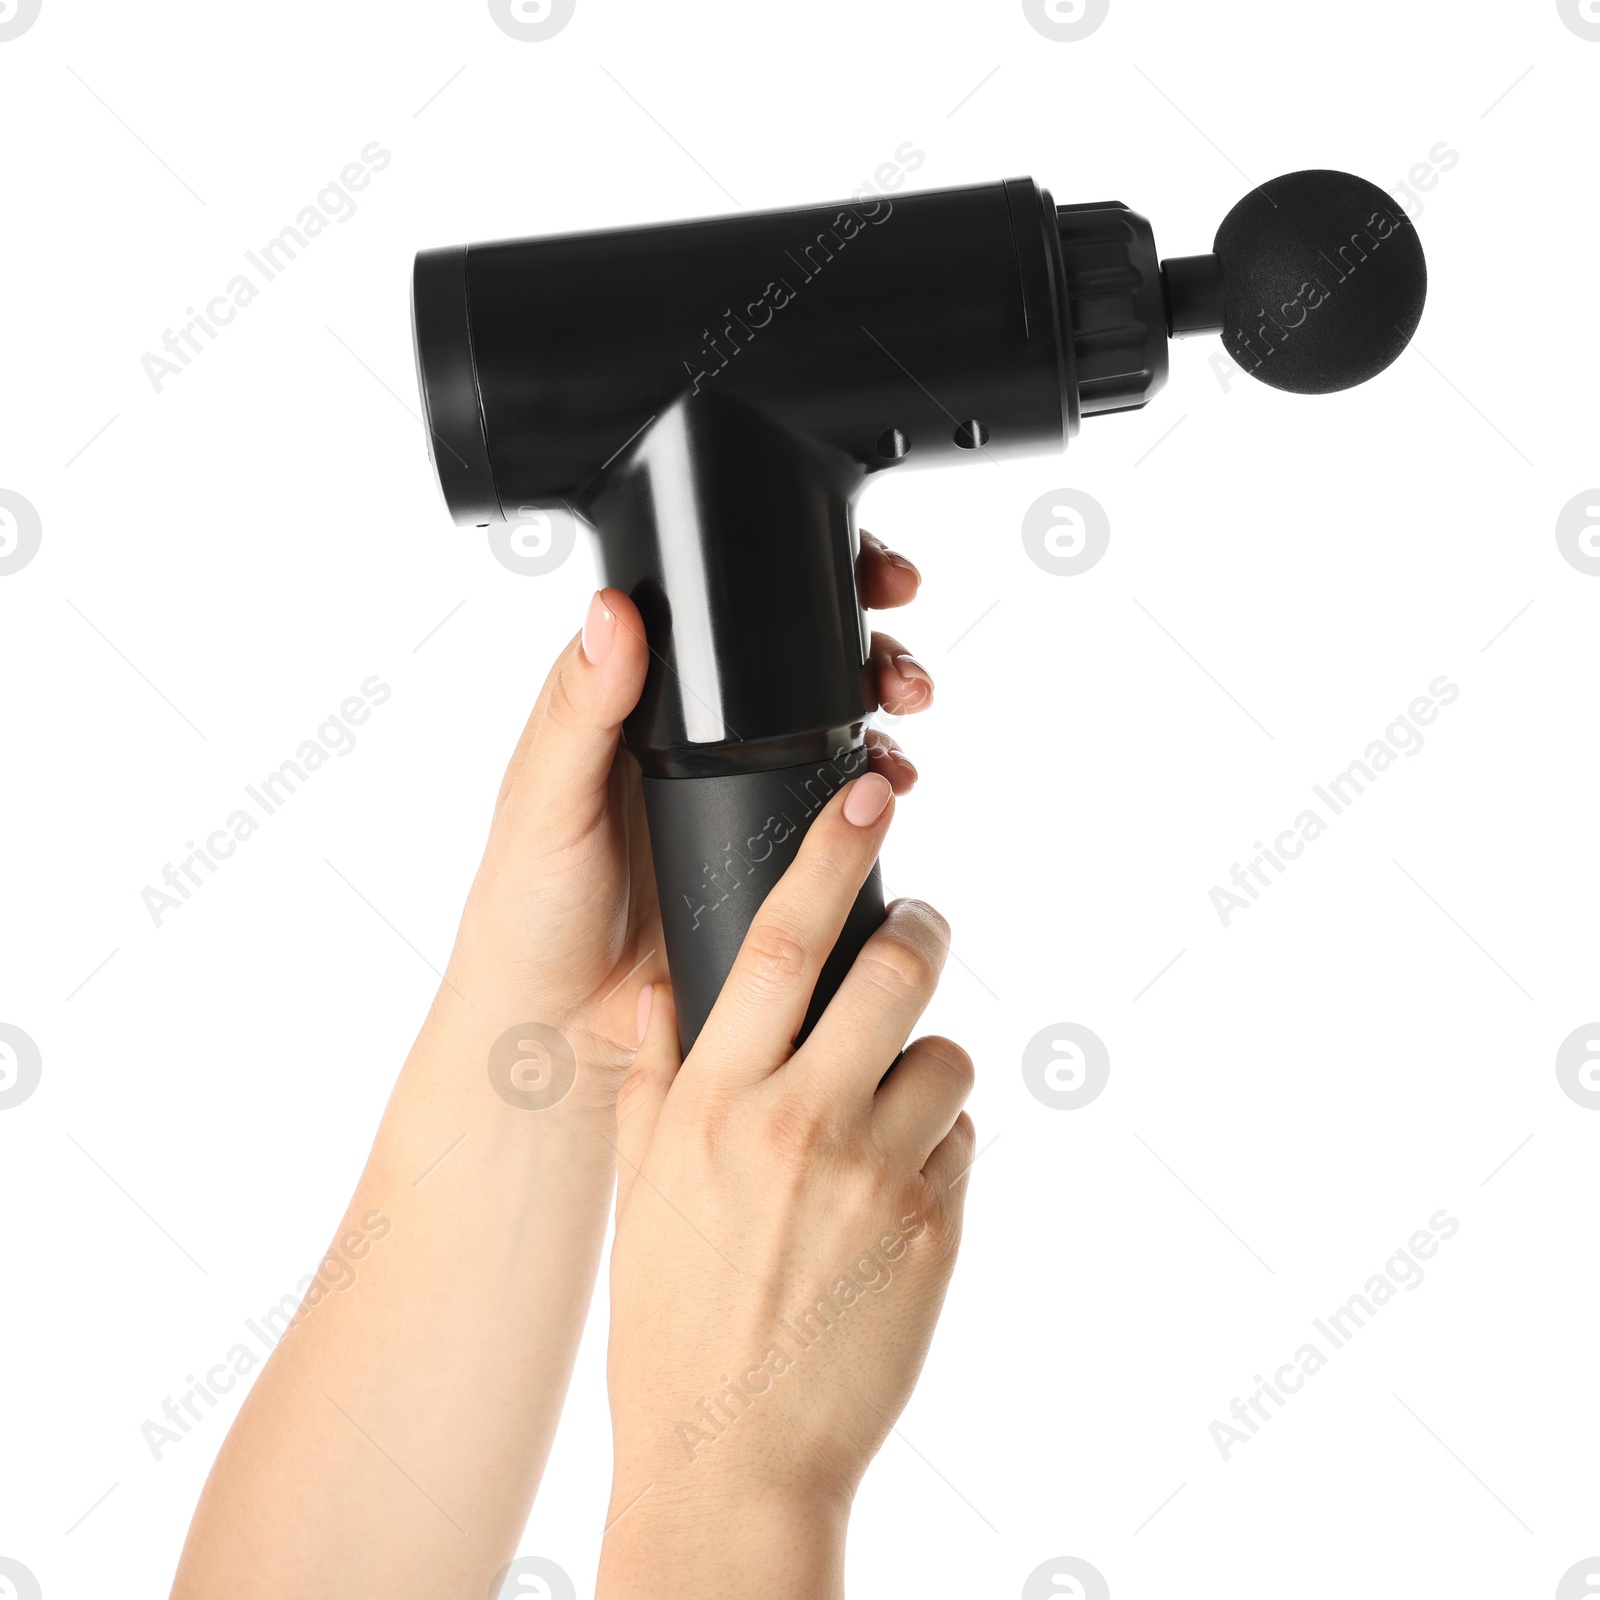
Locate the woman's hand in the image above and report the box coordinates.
[450,528,933,1110]
[598,774,975,1600]
[170,531,936,1600]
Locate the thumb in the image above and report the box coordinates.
[495,587,649,842]
[614,982,680,1216]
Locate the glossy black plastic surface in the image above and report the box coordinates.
[580,387,870,776]
[1161,253,1227,338]
[412,245,499,524]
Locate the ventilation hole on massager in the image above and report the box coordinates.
[953,419,989,450]
[876,427,910,460]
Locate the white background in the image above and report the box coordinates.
[2,1,1597,1596]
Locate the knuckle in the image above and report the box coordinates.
[544,664,587,733]
[691,1096,733,1158]
[839,1137,894,1196]
[798,829,852,882]
[858,937,937,1004]
[738,923,811,991]
[761,1089,835,1165]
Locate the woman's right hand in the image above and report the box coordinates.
[597,771,976,1600]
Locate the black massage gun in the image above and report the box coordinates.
[412,169,1426,1050]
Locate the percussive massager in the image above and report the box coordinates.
[412,168,1427,1050]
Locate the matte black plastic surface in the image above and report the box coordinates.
[1213,169,1427,393]
[644,749,886,1053]
[1054,201,1168,415]
[454,180,1072,508]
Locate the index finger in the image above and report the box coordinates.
[688,773,894,1087]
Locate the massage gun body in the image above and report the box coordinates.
[414,168,1422,1047]
[414,178,1171,1047]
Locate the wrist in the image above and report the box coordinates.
[412,961,633,1124]
[597,1477,850,1600]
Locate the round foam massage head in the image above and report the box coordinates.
[1214,169,1426,394]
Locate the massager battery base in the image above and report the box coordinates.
[645,752,885,1049]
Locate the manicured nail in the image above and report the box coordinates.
[582,591,615,664]
[893,653,933,710]
[863,530,921,582]
[636,983,653,1047]
[891,748,919,782]
[843,772,893,827]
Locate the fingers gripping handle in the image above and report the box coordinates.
[643,751,887,1054]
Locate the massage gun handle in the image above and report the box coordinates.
[579,387,884,1054]
[642,752,886,1056]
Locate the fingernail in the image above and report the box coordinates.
[891,749,919,782]
[893,653,933,709]
[582,591,615,664]
[863,530,921,580]
[636,983,653,1046]
[843,772,893,827]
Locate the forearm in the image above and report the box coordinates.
[171,979,619,1598]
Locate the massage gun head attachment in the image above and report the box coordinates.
[1171,168,1427,393]
[1062,169,1427,413]
[413,167,1425,525]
